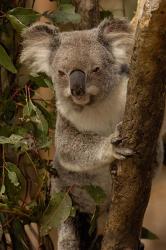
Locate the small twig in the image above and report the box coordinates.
[25,151,38,175]
[32,0,36,9]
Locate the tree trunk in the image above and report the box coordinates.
[72,0,100,29]
[102,1,166,250]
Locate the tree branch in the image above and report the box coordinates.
[102,1,166,249]
[72,0,100,29]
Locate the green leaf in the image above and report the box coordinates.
[0,185,5,196]
[7,170,20,187]
[84,185,107,204]
[0,134,23,145]
[70,206,76,217]
[7,14,26,33]
[5,162,26,203]
[89,206,99,236]
[23,102,34,118]
[0,203,8,209]
[11,220,30,250]
[34,102,55,129]
[141,227,159,240]
[8,7,41,26]
[0,45,17,73]
[30,73,54,90]
[100,10,113,20]
[0,126,11,137]
[44,4,81,24]
[1,99,16,123]
[40,192,72,236]
[60,3,75,12]
[29,100,48,136]
[60,0,72,3]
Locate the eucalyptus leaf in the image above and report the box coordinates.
[47,11,81,24]
[141,227,159,240]
[60,4,75,12]
[70,206,76,217]
[0,45,17,73]
[5,162,26,202]
[23,102,33,118]
[60,0,72,3]
[84,185,107,204]
[0,185,5,196]
[34,102,55,129]
[0,203,8,209]
[44,4,81,24]
[8,7,41,25]
[29,100,48,135]
[7,170,20,187]
[1,99,16,123]
[30,74,53,90]
[0,134,23,145]
[7,14,25,33]
[100,10,113,20]
[89,206,99,236]
[12,220,30,250]
[40,192,72,236]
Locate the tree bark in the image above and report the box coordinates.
[102,1,166,250]
[72,0,100,29]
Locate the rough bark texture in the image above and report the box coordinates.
[130,0,146,31]
[72,0,100,29]
[102,1,166,250]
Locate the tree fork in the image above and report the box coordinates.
[102,1,166,250]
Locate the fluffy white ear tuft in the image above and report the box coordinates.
[98,18,134,67]
[20,23,60,76]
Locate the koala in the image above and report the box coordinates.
[20,18,164,250]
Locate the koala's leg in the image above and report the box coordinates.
[58,211,102,250]
[57,218,80,250]
[48,174,80,250]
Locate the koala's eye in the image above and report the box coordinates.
[92,67,100,73]
[58,70,66,77]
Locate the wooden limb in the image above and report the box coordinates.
[102,1,166,249]
[72,0,100,29]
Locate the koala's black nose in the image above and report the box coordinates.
[70,70,86,96]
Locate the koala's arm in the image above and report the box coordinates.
[55,114,123,172]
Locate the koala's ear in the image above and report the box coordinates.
[20,23,60,76]
[97,18,133,67]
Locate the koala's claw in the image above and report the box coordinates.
[110,122,134,160]
[112,146,134,160]
[111,136,122,145]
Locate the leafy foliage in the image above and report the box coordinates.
[0,45,17,73]
[43,4,81,25]
[0,0,57,247]
[84,185,107,204]
[40,192,72,236]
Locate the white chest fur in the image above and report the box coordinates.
[57,79,127,135]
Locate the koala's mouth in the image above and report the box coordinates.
[64,85,99,106]
[71,94,90,106]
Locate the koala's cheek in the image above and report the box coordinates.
[87,85,100,96]
[63,87,71,97]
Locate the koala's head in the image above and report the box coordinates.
[20,19,133,109]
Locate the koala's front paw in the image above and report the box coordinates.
[100,122,134,164]
[110,122,133,160]
[100,139,133,164]
[111,136,133,160]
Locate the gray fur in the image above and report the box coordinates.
[57,218,80,250]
